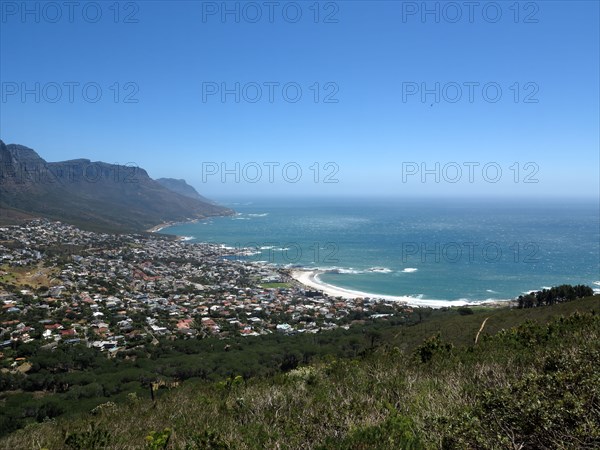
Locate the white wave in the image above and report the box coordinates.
[486,289,498,293]
[321,267,362,274]
[521,288,539,295]
[179,236,194,242]
[291,270,471,307]
[238,250,261,256]
[308,266,394,275]
[256,246,291,252]
[593,281,600,286]
[292,266,398,276]
[248,213,269,217]
[299,266,361,274]
[290,269,516,307]
[367,267,393,274]
[401,268,418,273]
[459,297,513,304]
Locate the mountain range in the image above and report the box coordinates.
[155,178,215,204]
[0,140,233,232]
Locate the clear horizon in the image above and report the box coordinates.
[1,1,599,199]
[1,139,599,201]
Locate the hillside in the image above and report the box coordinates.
[0,140,233,232]
[1,296,598,449]
[156,178,214,204]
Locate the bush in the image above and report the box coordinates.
[320,408,424,449]
[146,428,171,449]
[64,423,111,449]
[415,333,453,363]
[184,430,229,449]
[35,398,64,422]
[441,321,600,448]
[457,307,474,316]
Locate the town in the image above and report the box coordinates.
[0,220,411,358]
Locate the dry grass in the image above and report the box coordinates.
[0,263,60,289]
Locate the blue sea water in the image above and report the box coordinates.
[161,198,600,303]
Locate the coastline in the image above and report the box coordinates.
[146,218,202,236]
[147,222,515,309]
[146,209,236,234]
[290,269,511,308]
[146,223,172,233]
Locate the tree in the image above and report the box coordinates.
[280,353,299,372]
[415,333,453,363]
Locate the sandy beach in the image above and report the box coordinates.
[146,223,171,233]
[146,218,202,234]
[290,269,507,308]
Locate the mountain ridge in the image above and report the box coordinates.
[0,139,233,232]
[156,177,214,204]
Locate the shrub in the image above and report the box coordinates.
[146,428,171,449]
[415,333,453,363]
[320,408,424,449]
[457,307,474,316]
[64,423,111,449]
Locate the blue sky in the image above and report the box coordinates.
[1,1,598,199]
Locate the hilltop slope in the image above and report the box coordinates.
[0,140,233,232]
[156,178,214,204]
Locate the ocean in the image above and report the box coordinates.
[160,197,600,304]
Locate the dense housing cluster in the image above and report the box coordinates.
[0,220,410,356]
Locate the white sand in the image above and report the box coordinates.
[290,269,494,308]
[146,224,169,233]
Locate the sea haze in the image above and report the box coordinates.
[161,198,600,303]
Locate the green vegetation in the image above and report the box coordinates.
[517,284,594,308]
[0,263,59,289]
[258,282,292,289]
[1,296,599,448]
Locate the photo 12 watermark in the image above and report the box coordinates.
[401,241,541,264]
[0,160,141,184]
[401,82,539,104]
[1,1,140,23]
[1,82,140,104]
[201,162,340,184]
[217,241,340,265]
[401,162,540,184]
[201,82,339,104]
[400,1,539,24]
[201,1,339,24]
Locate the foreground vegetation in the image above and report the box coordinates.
[2,295,599,449]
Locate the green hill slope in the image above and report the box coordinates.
[2,297,599,449]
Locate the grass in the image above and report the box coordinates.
[258,282,292,289]
[1,296,599,449]
[0,263,59,289]
[363,296,600,357]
